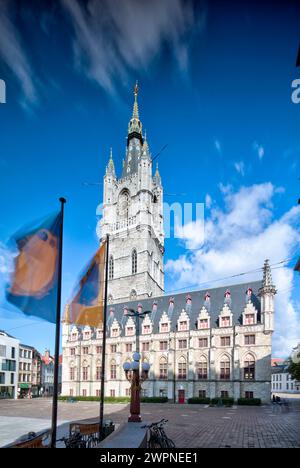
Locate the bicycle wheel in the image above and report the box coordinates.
[148,434,164,448]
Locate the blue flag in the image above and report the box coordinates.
[6,211,62,323]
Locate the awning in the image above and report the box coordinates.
[19,383,30,389]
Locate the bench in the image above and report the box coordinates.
[7,431,51,448]
[69,420,115,444]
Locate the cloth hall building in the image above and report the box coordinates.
[61,87,276,404]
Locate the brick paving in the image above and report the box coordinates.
[0,398,299,448]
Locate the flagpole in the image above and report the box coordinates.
[99,233,109,440]
[51,197,66,448]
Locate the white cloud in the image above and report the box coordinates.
[0,2,38,106]
[253,141,264,160]
[166,183,300,357]
[214,139,222,154]
[205,194,212,209]
[234,161,245,176]
[61,0,204,93]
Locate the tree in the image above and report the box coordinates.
[287,349,300,382]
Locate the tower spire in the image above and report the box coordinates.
[106,147,116,177]
[259,259,276,294]
[127,81,143,145]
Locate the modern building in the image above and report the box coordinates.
[61,87,276,403]
[0,330,19,399]
[18,344,34,397]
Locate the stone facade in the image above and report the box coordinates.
[61,87,275,404]
[62,271,275,403]
[98,84,164,304]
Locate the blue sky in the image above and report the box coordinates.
[0,0,299,356]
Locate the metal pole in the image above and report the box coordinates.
[99,234,109,439]
[51,197,66,448]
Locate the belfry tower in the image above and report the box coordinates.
[99,84,165,304]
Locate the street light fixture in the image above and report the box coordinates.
[122,308,151,422]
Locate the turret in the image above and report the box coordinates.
[104,148,116,205]
[259,259,276,333]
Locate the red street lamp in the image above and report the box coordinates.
[123,354,150,422]
[123,308,151,422]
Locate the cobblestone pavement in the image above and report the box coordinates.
[1,398,300,448]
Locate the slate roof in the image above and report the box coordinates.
[104,280,262,336]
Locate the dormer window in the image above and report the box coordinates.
[71,333,77,341]
[245,314,255,325]
[160,322,169,333]
[179,321,188,331]
[242,302,258,326]
[199,319,209,329]
[84,331,90,340]
[126,326,134,336]
[143,324,151,335]
[221,316,231,327]
[111,328,119,337]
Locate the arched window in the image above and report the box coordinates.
[69,363,75,381]
[130,290,137,301]
[82,362,89,381]
[109,255,114,280]
[159,357,168,380]
[178,357,187,380]
[220,355,230,380]
[197,356,208,380]
[110,360,117,380]
[244,354,255,380]
[132,249,137,274]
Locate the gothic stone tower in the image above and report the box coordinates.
[99,84,164,304]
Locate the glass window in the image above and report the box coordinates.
[109,256,114,280]
[178,359,187,379]
[143,325,151,334]
[179,321,188,331]
[244,358,255,380]
[197,361,208,380]
[245,335,255,345]
[221,336,231,346]
[220,358,230,380]
[96,367,101,380]
[160,323,169,333]
[199,338,208,348]
[199,319,209,329]
[110,363,116,380]
[159,341,168,351]
[132,249,137,274]
[221,317,230,327]
[245,314,255,325]
[178,339,187,349]
[159,359,168,380]
[142,342,150,352]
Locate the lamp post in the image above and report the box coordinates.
[122,308,151,422]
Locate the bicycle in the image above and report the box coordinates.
[142,419,175,448]
[57,432,87,448]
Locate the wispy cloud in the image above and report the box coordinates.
[234,160,245,176]
[61,0,204,94]
[214,139,222,154]
[166,183,300,357]
[0,1,38,106]
[253,141,264,160]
